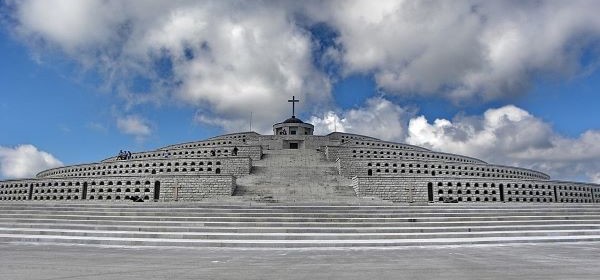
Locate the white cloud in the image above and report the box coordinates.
[10,1,331,133]
[9,0,600,129]
[310,111,345,136]
[590,172,600,184]
[406,105,553,159]
[406,105,600,183]
[313,98,600,183]
[116,115,152,139]
[0,144,63,179]
[318,0,600,102]
[6,1,600,182]
[15,0,125,53]
[310,97,414,141]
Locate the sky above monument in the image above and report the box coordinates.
[1,0,600,183]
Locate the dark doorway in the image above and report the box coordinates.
[82,182,88,200]
[154,181,160,201]
[499,184,505,202]
[427,182,434,202]
[289,143,299,149]
[28,185,33,200]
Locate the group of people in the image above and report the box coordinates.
[117,150,132,160]
[118,147,238,160]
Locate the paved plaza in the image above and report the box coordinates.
[2,242,600,280]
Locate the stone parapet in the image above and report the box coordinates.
[0,175,235,202]
[351,176,600,204]
[325,146,485,164]
[101,145,262,162]
[37,157,252,179]
[340,158,549,180]
[339,138,429,151]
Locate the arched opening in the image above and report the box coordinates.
[427,182,433,202]
[82,182,88,200]
[153,181,160,201]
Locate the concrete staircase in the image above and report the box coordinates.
[2,202,600,248]
[234,149,360,203]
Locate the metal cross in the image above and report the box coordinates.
[288,96,299,117]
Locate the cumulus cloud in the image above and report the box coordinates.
[7,0,600,129]
[406,105,554,159]
[116,115,152,139]
[9,0,331,133]
[310,97,414,140]
[317,0,600,102]
[0,145,63,179]
[6,1,600,182]
[406,105,600,182]
[312,97,600,182]
[590,172,600,184]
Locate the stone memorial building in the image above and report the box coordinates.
[1,96,598,205]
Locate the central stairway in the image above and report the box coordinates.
[1,202,600,248]
[234,149,359,203]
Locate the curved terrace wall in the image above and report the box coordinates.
[339,158,550,180]
[352,176,600,204]
[0,175,236,202]
[101,145,262,162]
[36,157,251,179]
[326,146,486,164]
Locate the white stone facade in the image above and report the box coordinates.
[1,118,598,204]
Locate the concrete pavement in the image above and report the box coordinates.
[2,242,600,280]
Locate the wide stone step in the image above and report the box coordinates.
[4,209,600,217]
[2,213,600,223]
[2,205,600,212]
[1,202,600,248]
[3,227,600,240]
[2,234,600,248]
[3,208,600,216]
[2,203,600,210]
[3,222,600,234]
[2,217,600,228]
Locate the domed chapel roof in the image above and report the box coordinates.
[283,116,304,124]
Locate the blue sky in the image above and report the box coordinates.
[0,1,599,183]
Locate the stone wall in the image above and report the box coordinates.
[158,139,244,150]
[351,176,600,204]
[325,146,486,164]
[304,136,339,150]
[339,159,549,180]
[249,135,339,150]
[0,175,235,202]
[208,132,260,141]
[342,139,428,151]
[101,145,262,162]
[38,157,252,179]
[351,176,428,203]
[328,132,379,141]
[156,175,235,201]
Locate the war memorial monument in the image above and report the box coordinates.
[1,97,600,248]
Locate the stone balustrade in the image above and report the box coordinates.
[37,157,251,179]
